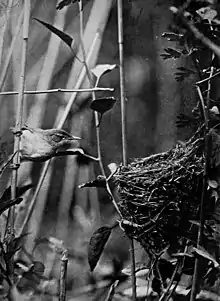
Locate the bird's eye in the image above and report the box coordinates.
[51,134,63,143]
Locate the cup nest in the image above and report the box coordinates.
[114,136,208,254]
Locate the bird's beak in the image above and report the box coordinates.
[70,135,81,141]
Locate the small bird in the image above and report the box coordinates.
[17,125,81,162]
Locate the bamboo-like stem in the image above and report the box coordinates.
[5,0,30,276]
[0,87,114,96]
[59,250,68,301]
[117,1,135,300]
[190,86,210,301]
[78,0,106,177]
[17,33,101,238]
[117,0,127,166]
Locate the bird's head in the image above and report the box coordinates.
[46,129,81,148]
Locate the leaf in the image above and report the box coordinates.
[193,247,219,268]
[209,106,220,115]
[208,179,218,189]
[90,97,117,114]
[196,7,217,21]
[122,262,149,277]
[175,67,196,82]
[34,18,73,48]
[160,48,182,60]
[55,148,99,162]
[0,197,23,215]
[30,261,45,276]
[88,226,112,271]
[91,64,118,79]
[56,0,78,10]
[162,32,184,42]
[6,233,29,258]
[107,163,118,175]
[79,175,106,189]
[0,184,32,203]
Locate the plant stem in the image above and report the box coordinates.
[190,87,210,301]
[117,1,136,300]
[0,87,114,96]
[78,0,106,177]
[59,250,68,301]
[117,0,127,166]
[5,0,30,279]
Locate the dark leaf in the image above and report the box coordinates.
[160,48,182,60]
[162,32,184,42]
[0,184,32,203]
[30,261,45,276]
[90,97,117,114]
[10,233,29,254]
[79,175,106,189]
[34,18,73,48]
[88,226,112,271]
[56,0,78,10]
[175,67,196,82]
[0,197,23,215]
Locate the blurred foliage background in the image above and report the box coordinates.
[0,0,200,299]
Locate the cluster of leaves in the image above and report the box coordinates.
[0,184,46,298]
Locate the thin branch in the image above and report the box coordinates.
[190,87,211,301]
[59,250,68,301]
[170,6,220,58]
[196,70,220,85]
[104,280,119,301]
[5,0,30,281]
[78,0,106,177]
[117,1,135,300]
[117,0,127,166]
[0,87,114,96]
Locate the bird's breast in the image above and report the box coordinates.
[20,130,54,160]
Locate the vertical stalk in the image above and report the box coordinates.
[78,0,106,177]
[190,86,210,301]
[5,0,30,262]
[59,250,68,301]
[117,0,135,300]
[117,0,127,166]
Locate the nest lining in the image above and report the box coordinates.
[114,138,205,253]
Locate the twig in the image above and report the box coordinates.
[5,0,30,281]
[0,87,114,95]
[170,6,220,59]
[78,0,106,177]
[158,260,180,301]
[117,1,135,300]
[196,69,220,85]
[59,249,68,301]
[104,280,119,301]
[190,88,211,301]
